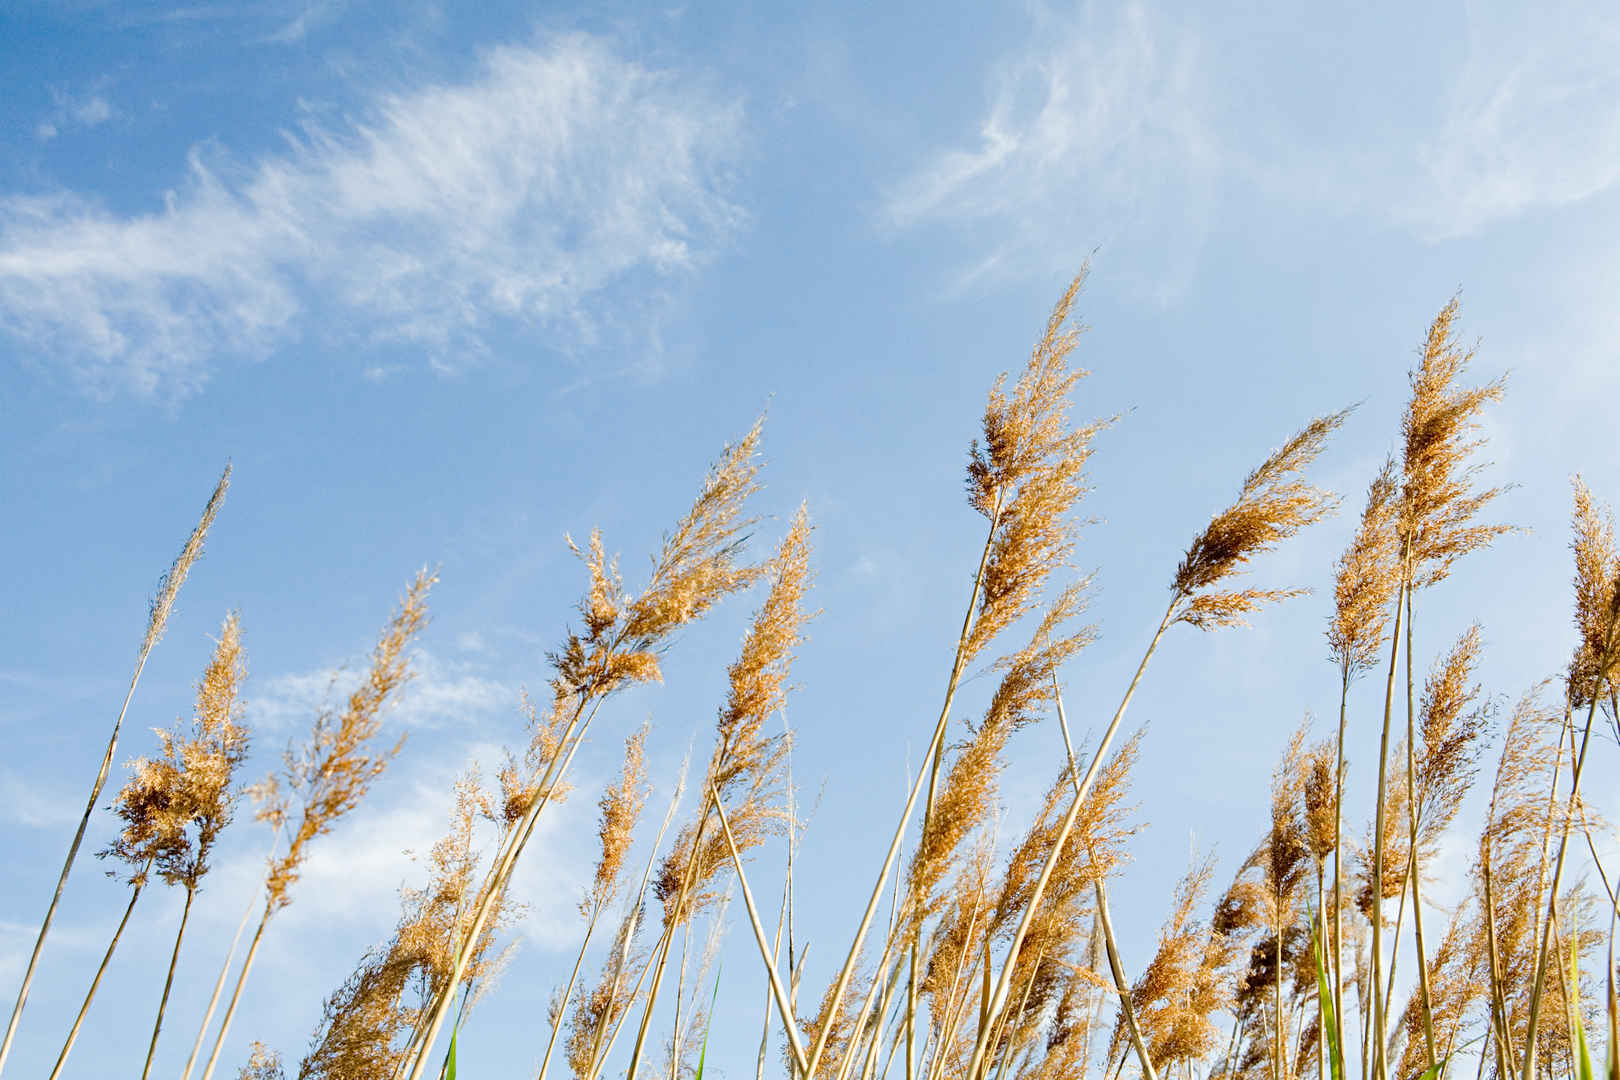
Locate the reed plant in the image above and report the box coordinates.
[5,273,1617,1080]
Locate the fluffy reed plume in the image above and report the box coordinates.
[1411,627,1492,850]
[799,272,1110,1080]
[909,588,1094,933]
[1172,410,1348,629]
[238,1042,285,1080]
[535,725,651,1080]
[1328,457,1403,681]
[627,510,812,1080]
[48,612,250,1080]
[136,615,251,1080]
[298,772,513,1080]
[405,425,767,1080]
[1375,298,1512,1076]
[1397,298,1511,590]
[1108,854,1234,1075]
[963,269,1111,666]
[1568,477,1620,709]
[0,463,230,1075]
[198,571,433,1080]
[653,507,811,930]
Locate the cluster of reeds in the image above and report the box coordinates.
[4,270,1616,1080]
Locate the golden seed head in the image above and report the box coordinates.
[262,570,432,911]
[1399,296,1513,589]
[1172,410,1348,629]
[1327,457,1401,679]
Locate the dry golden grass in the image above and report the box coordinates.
[8,277,1617,1080]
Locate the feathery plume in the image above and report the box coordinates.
[260,571,433,910]
[1327,459,1402,679]
[1173,411,1348,628]
[1413,626,1492,848]
[964,267,1112,664]
[1398,297,1512,588]
[655,508,813,929]
[588,725,651,919]
[1568,477,1620,707]
[237,1043,284,1080]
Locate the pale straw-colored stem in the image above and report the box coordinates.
[1053,673,1157,1080]
[46,869,149,1080]
[1520,679,1607,1080]
[802,503,1001,1080]
[1369,563,1409,1080]
[835,860,907,1080]
[141,883,197,1080]
[180,878,262,1080]
[199,902,271,1080]
[964,597,1178,1080]
[407,691,603,1080]
[1332,671,1351,1080]
[582,921,663,1080]
[711,785,811,1073]
[536,907,600,1080]
[759,883,790,1080]
[1403,590,1439,1070]
[2,660,152,1076]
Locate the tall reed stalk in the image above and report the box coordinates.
[0,464,229,1077]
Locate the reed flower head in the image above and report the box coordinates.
[237,1042,284,1080]
[1172,411,1348,628]
[1300,737,1337,864]
[1399,297,1512,589]
[585,723,650,918]
[142,463,230,661]
[300,771,516,1080]
[964,267,1112,664]
[102,613,250,889]
[1569,476,1620,706]
[258,570,433,911]
[1327,457,1401,679]
[1414,625,1492,847]
[655,509,812,928]
[1110,853,1232,1072]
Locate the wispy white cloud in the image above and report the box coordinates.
[244,648,517,733]
[882,1,1217,303]
[261,0,346,45]
[1402,1,1620,238]
[35,86,116,143]
[0,33,745,399]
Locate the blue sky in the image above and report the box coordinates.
[3,0,1619,1076]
